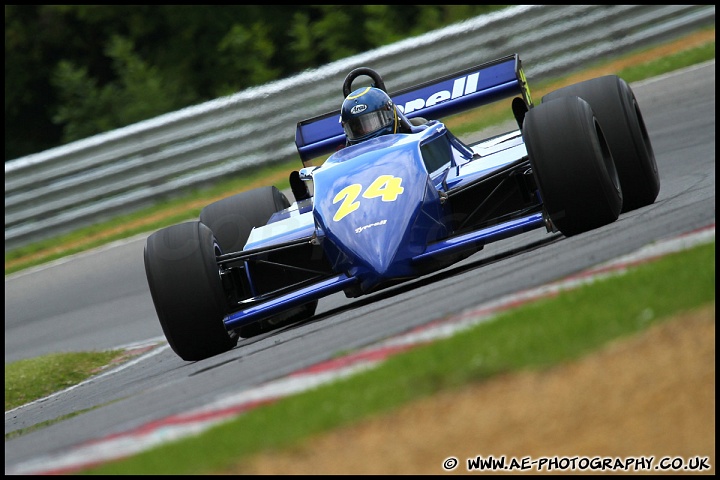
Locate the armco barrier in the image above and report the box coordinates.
[4,5,715,251]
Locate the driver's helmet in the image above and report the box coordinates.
[340,87,398,145]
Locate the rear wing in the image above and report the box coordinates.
[295,53,532,164]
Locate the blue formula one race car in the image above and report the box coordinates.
[144,54,660,361]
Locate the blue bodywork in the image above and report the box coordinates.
[312,128,452,287]
[223,54,546,331]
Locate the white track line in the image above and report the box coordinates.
[6,224,715,475]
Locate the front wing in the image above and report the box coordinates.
[221,206,546,331]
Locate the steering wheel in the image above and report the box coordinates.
[342,67,387,98]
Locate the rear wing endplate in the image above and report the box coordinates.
[295,54,532,164]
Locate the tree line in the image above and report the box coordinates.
[5,5,504,162]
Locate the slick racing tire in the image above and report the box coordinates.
[523,95,622,237]
[200,186,290,254]
[144,221,236,361]
[542,75,659,212]
[199,186,317,338]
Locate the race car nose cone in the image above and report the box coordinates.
[347,217,407,276]
[312,144,449,289]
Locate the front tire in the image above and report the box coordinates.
[523,96,622,236]
[144,221,236,361]
[542,75,659,212]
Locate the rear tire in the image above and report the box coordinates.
[542,75,659,212]
[523,96,622,236]
[199,186,317,338]
[144,221,236,361]
[200,186,290,253]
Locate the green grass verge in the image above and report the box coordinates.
[5,350,123,411]
[76,240,714,474]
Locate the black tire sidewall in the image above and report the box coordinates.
[523,96,621,236]
[542,75,659,211]
[144,221,236,361]
[199,186,290,253]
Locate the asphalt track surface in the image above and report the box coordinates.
[4,61,716,473]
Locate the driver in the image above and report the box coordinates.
[340,87,427,146]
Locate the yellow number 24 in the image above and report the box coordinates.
[332,175,404,222]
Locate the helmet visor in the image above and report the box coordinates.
[343,108,394,141]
